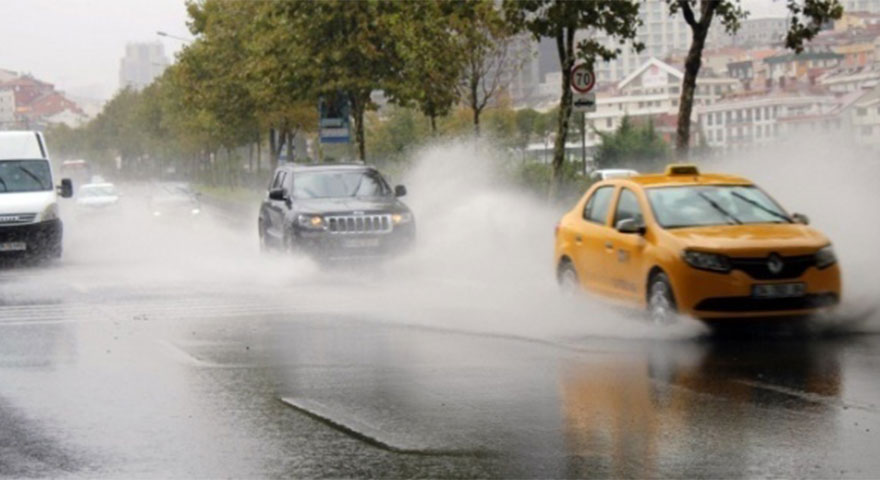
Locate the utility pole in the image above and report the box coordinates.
[581,111,587,177]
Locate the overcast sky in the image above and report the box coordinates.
[0,0,787,103]
[0,0,189,100]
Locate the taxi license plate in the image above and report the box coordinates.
[343,238,380,248]
[0,242,26,252]
[752,283,806,299]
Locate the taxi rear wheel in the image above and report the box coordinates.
[557,261,580,296]
[648,272,677,325]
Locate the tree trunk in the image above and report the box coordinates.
[471,73,481,137]
[256,134,261,175]
[286,129,295,162]
[269,129,278,170]
[550,26,576,202]
[676,1,716,158]
[429,112,437,135]
[350,93,367,162]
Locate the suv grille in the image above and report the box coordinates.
[0,213,37,226]
[326,214,392,234]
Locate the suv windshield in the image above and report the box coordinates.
[0,160,52,194]
[292,170,391,199]
[647,185,791,229]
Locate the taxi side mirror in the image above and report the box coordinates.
[616,218,645,235]
[394,185,407,197]
[792,213,810,225]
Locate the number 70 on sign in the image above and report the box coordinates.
[571,64,595,94]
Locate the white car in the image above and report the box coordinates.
[589,168,639,181]
[76,183,120,209]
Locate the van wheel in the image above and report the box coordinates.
[557,261,580,296]
[648,272,677,325]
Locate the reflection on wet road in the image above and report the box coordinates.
[0,189,878,478]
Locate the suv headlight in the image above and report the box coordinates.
[682,250,731,273]
[392,212,413,225]
[41,203,59,221]
[815,245,837,269]
[296,214,325,230]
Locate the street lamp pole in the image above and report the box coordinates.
[156,31,192,44]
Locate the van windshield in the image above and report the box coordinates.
[0,160,53,193]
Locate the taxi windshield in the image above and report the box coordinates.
[647,185,791,229]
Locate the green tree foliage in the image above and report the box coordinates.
[595,117,669,171]
[668,0,844,156]
[503,0,643,200]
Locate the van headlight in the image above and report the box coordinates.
[296,214,325,230]
[816,245,837,269]
[682,250,731,273]
[392,212,413,225]
[41,203,59,221]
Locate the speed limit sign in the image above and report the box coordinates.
[571,64,596,94]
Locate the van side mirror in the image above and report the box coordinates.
[58,179,73,198]
[616,218,645,235]
[394,185,407,197]
[268,188,287,201]
[792,213,810,225]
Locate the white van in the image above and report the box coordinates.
[0,131,72,258]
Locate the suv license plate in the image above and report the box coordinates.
[343,238,380,249]
[752,283,806,299]
[0,242,26,252]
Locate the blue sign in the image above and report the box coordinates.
[319,94,351,144]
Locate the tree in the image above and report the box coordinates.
[669,0,844,157]
[388,1,465,134]
[268,0,408,162]
[595,116,669,171]
[504,0,643,200]
[452,0,526,136]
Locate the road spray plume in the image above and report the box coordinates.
[705,133,880,334]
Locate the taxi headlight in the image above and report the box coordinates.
[816,245,837,269]
[296,214,325,230]
[682,250,731,273]
[391,212,413,225]
[41,203,59,221]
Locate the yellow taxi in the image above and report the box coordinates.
[554,165,841,323]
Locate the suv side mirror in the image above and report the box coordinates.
[58,178,73,198]
[616,218,645,235]
[394,185,407,197]
[792,213,810,225]
[268,188,287,201]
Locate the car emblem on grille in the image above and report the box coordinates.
[767,254,784,274]
[0,216,20,223]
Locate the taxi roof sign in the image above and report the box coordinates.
[665,164,700,176]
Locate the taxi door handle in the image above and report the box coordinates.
[575,235,582,244]
[605,242,614,250]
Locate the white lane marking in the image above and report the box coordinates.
[157,339,225,368]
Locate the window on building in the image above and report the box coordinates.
[858,107,867,116]
[726,111,732,122]
[707,114,713,126]
[737,111,743,121]
[716,112,722,124]
[756,108,762,121]
[606,118,612,128]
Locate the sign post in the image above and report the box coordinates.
[318,93,351,145]
[570,64,597,175]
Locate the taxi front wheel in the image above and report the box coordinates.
[648,272,678,325]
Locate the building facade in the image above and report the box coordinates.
[119,42,169,91]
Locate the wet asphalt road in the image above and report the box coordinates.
[0,190,879,478]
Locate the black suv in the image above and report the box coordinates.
[258,163,415,258]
